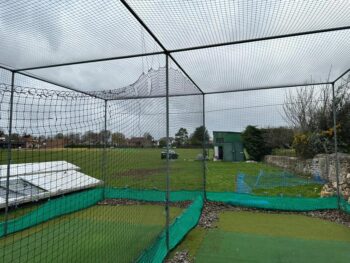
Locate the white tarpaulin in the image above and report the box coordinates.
[0,161,101,208]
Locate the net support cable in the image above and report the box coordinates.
[168,26,350,54]
[333,67,350,84]
[119,0,204,96]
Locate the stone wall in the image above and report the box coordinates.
[264,153,350,182]
[264,153,350,201]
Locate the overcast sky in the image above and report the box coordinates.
[0,0,349,138]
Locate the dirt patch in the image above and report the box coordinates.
[199,201,350,228]
[165,250,192,263]
[98,198,191,209]
[302,210,350,227]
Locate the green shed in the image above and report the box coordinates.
[213,131,244,162]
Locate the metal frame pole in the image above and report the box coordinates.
[165,54,170,251]
[332,83,341,209]
[102,100,108,199]
[4,71,15,236]
[202,94,207,200]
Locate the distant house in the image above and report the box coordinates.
[0,134,39,149]
[128,137,153,147]
[22,134,40,148]
[213,131,244,162]
[44,138,68,148]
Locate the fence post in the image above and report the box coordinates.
[332,83,341,209]
[102,99,108,199]
[202,94,207,200]
[165,54,170,251]
[4,71,15,236]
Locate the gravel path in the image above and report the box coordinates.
[165,251,192,263]
[199,201,350,228]
[98,198,191,208]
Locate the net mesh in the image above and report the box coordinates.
[1,1,350,262]
[128,0,350,50]
[0,0,162,69]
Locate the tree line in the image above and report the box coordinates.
[0,126,210,149]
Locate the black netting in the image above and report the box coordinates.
[0,0,162,69]
[128,0,350,50]
[172,30,350,93]
[1,1,350,262]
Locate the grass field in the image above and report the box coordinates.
[0,204,183,263]
[0,148,321,197]
[0,148,341,263]
[170,210,350,263]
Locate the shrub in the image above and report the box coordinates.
[292,131,333,159]
[242,125,270,161]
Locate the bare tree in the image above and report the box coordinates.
[283,86,320,132]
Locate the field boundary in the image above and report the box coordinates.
[1,187,348,240]
[136,195,204,263]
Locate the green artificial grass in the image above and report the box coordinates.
[218,211,350,242]
[196,230,350,263]
[170,210,350,263]
[0,205,183,263]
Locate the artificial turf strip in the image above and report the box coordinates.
[218,211,350,242]
[0,205,183,263]
[193,211,350,263]
[195,230,350,263]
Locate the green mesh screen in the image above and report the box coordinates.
[0,189,103,237]
[137,195,203,263]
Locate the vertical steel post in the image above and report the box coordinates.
[202,94,207,200]
[165,54,170,251]
[332,83,341,209]
[102,99,108,199]
[4,71,15,236]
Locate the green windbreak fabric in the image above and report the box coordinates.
[1,188,343,240]
[0,188,103,237]
[105,188,338,211]
[137,195,204,263]
[340,198,350,214]
[207,192,338,211]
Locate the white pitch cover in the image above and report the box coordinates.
[0,161,101,208]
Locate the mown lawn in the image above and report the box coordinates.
[0,148,321,197]
[169,211,350,263]
[0,204,183,263]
